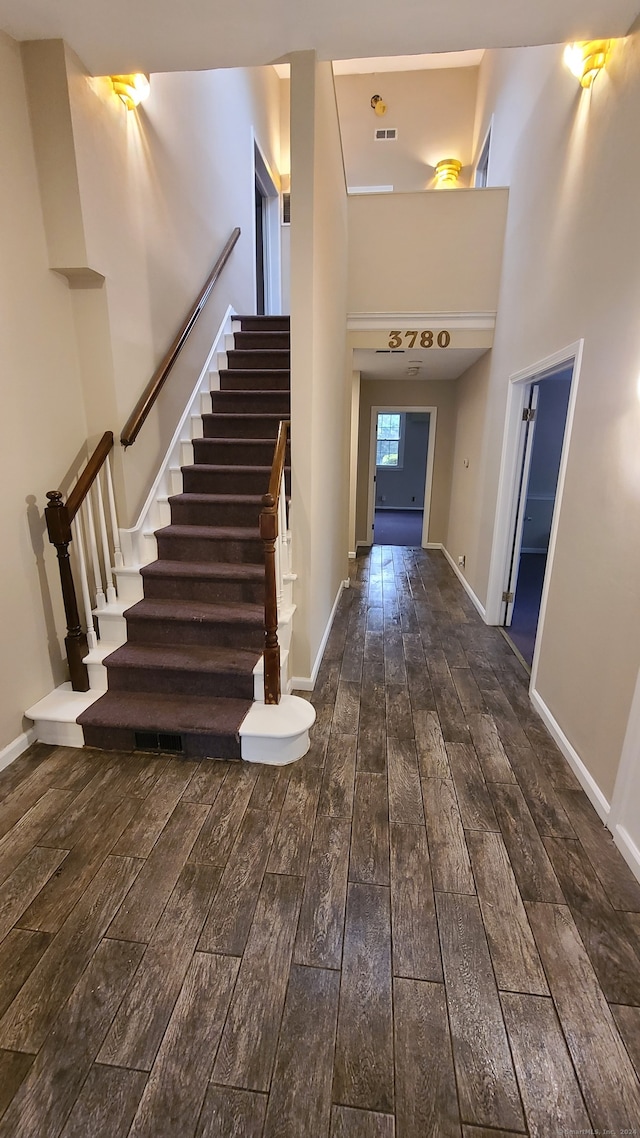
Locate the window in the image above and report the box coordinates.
[376,413,405,468]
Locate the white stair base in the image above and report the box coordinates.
[25,684,103,747]
[240,696,316,765]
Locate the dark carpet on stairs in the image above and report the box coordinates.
[78,316,290,759]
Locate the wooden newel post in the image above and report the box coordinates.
[45,491,89,692]
[260,493,281,705]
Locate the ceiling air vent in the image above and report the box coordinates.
[374,127,397,141]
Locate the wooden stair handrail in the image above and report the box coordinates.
[66,431,114,521]
[260,419,290,705]
[45,430,115,691]
[121,226,241,448]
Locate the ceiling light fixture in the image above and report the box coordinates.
[563,41,612,87]
[110,74,151,110]
[434,158,462,188]
[370,94,387,116]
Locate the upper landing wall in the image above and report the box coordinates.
[347,188,509,315]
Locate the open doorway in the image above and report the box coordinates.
[501,366,573,667]
[253,140,282,315]
[367,406,436,546]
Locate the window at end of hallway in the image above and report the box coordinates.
[376,413,405,468]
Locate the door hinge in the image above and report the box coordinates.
[522,408,536,422]
[502,590,514,603]
[373,475,377,483]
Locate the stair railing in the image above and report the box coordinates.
[44,229,242,691]
[121,226,241,448]
[45,431,121,691]
[260,419,290,704]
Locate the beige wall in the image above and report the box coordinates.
[23,43,284,524]
[290,53,350,680]
[446,352,492,594]
[1,35,286,752]
[0,31,89,749]
[335,67,478,191]
[447,36,640,800]
[347,188,508,315]
[355,379,457,547]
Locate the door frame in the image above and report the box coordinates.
[366,405,437,547]
[252,135,282,316]
[502,383,540,628]
[485,340,583,688]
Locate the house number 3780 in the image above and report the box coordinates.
[388,329,451,348]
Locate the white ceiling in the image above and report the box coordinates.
[333,51,485,74]
[274,50,485,79]
[354,346,488,382]
[0,0,637,75]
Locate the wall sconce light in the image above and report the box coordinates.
[371,94,387,116]
[563,41,612,87]
[110,74,151,109]
[434,158,462,188]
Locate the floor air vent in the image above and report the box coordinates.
[134,731,183,753]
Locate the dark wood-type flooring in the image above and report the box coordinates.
[1,546,640,1136]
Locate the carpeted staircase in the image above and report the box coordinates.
[78,315,290,759]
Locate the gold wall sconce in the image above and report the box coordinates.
[434,158,462,188]
[371,94,387,116]
[110,74,151,109]
[563,41,612,87]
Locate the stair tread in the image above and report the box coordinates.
[104,643,260,674]
[155,523,260,540]
[141,560,265,581]
[235,314,290,321]
[218,369,290,377]
[202,413,285,420]
[78,690,251,733]
[125,598,264,624]
[169,493,265,505]
[182,464,273,473]
[228,349,288,356]
[195,437,288,444]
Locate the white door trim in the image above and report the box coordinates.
[252,133,282,316]
[366,406,437,547]
[502,384,540,627]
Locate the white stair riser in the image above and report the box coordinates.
[253,649,290,701]
[115,569,144,604]
[95,612,127,646]
[31,720,86,747]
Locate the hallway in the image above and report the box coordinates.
[0,547,639,1135]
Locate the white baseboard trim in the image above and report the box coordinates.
[529,686,611,823]
[0,727,38,774]
[438,545,487,621]
[612,823,640,884]
[291,580,346,691]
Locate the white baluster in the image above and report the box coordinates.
[72,512,98,650]
[280,472,291,578]
[84,491,105,609]
[96,471,116,604]
[105,455,124,569]
[276,470,286,611]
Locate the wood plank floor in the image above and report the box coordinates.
[2,546,640,1136]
